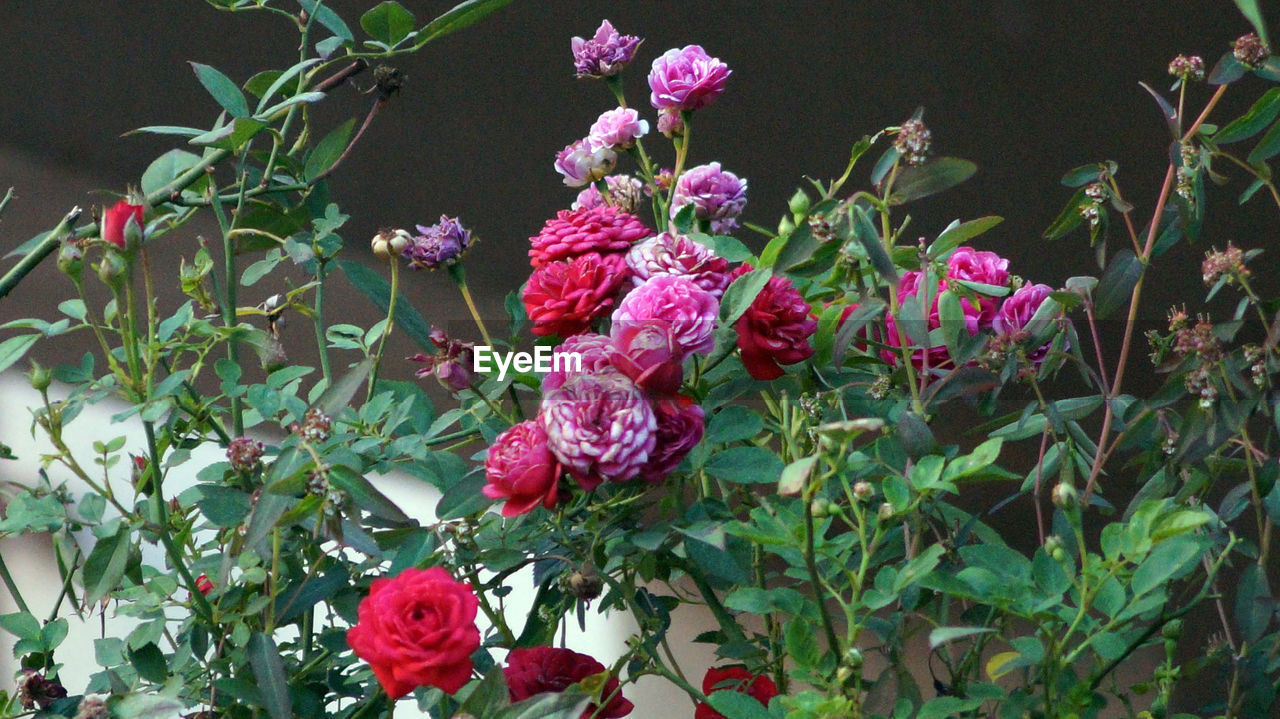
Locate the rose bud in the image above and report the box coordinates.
[100,199,145,250]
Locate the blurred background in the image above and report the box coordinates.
[0,1,1274,714]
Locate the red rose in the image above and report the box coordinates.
[731,266,816,380]
[482,420,563,517]
[346,567,480,698]
[695,666,779,719]
[504,646,633,718]
[523,252,628,337]
[101,199,144,248]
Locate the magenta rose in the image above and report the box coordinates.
[625,232,732,297]
[993,283,1060,365]
[571,20,642,78]
[648,45,731,112]
[482,420,562,517]
[530,206,651,268]
[523,253,629,338]
[555,139,616,188]
[945,246,1010,325]
[588,107,650,151]
[642,395,705,483]
[670,162,748,234]
[609,321,684,396]
[612,275,719,356]
[346,567,480,698]
[504,646,634,718]
[540,372,656,488]
[542,333,617,392]
[732,266,816,380]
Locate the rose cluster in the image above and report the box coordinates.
[874,246,1062,374]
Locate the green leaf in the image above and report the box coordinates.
[706,690,774,719]
[850,205,897,281]
[1209,52,1248,86]
[1235,562,1273,642]
[338,260,436,352]
[113,694,185,719]
[1131,536,1202,598]
[437,471,491,519]
[0,612,40,641]
[141,149,205,199]
[1234,0,1270,48]
[777,454,819,496]
[1043,187,1088,241]
[832,299,885,365]
[128,642,168,683]
[719,268,771,325]
[707,406,764,444]
[299,0,354,41]
[1247,117,1280,164]
[83,525,132,605]
[494,691,591,719]
[1061,161,1117,187]
[419,0,516,45]
[928,216,1003,259]
[705,447,784,484]
[887,157,977,206]
[197,485,252,527]
[1093,249,1143,319]
[190,62,249,117]
[0,334,38,375]
[252,58,322,113]
[304,118,356,182]
[248,632,292,719]
[328,466,410,523]
[360,1,417,47]
[918,696,984,719]
[1214,88,1280,143]
[928,626,996,650]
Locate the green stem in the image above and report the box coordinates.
[448,263,493,345]
[367,258,400,401]
[314,261,332,385]
[0,555,30,615]
[143,421,215,625]
[666,112,693,208]
[208,184,244,436]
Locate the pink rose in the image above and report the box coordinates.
[588,107,650,151]
[612,275,719,356]
[648,45,731,112]
[482,420,562,517]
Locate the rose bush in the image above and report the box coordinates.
[0,4,1279,719]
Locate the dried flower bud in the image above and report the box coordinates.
[1234,32,1270,68]
[1168,54,1206,81]
[226,437,265,474]
[18,671,67,710]
[894,118,932,166]
[1201,244,1250,286]
[566,568,604,601]
[74,695,110,719]
[300,408,332,442]
[371,228,412,261]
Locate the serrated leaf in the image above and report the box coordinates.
[190,62,249,117]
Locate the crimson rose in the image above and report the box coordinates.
[504,646,633,718]
[346,567,480,698]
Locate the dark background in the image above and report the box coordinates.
[0,2,1273,710]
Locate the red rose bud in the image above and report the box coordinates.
[347,567,480,698]
[195,574,214,596]
[101,199,145,249]
[695,666,779,719]
[504,646,633,719]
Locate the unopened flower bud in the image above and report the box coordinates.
[57,243,84,281]
[195,574,214,596]
[226,437,265,474]
[894,117,932,166]
[96,251,128,291]
[852,481,873,502]
[1051,482,1078,509]
[878,502,896,521]
[1161,618,1183,640]
[371,228,410,261]
[27,362,51,392]
[1168,54,1206,82]
[810,497,832,517]
[844,647,864,669]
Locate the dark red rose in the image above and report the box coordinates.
[731,266,816,380]
[347,567,480,698]
[641,395,704,483]
[101,199,144,248]
[504,646,633,718]
[695,666,779,719]
[529,206,650,268]
[482,420,562,517]
[523,252,629,337]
